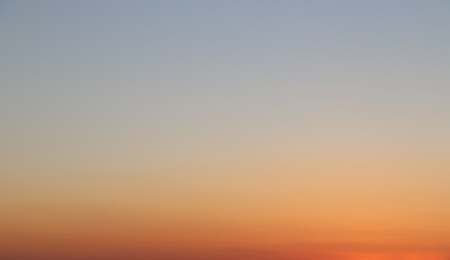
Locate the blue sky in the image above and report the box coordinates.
[0,0,449,176]
[1,0,450,170]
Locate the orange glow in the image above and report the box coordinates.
[342,251,449,260]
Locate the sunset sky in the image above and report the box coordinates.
[1,1,450,259]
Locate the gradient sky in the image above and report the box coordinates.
[1,1,450,259]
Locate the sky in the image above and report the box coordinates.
[1,1,450,259]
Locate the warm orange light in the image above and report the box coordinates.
[344,251,448,260]
[348,253,389,260]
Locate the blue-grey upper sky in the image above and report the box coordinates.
[1,0,450,175]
